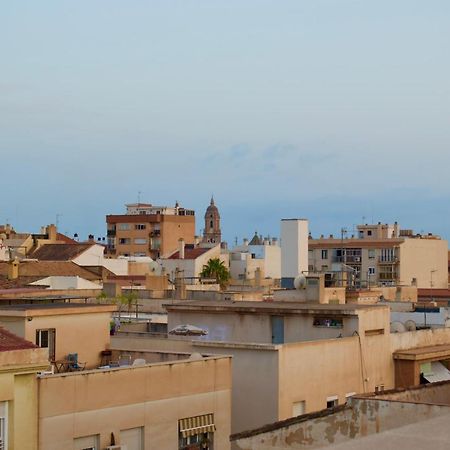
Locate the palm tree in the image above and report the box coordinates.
[200,258,230,289]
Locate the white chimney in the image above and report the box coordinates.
[179,238,185,259]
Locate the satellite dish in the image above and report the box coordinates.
[148,261,162,276]
[294,274,307,290]
[390,321,406,333]
[404,320,417,331]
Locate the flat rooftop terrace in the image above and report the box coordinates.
[165,300,387,316]
[0,302,117,317]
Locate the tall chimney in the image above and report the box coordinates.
[179,238,185,259]
[8,258,19,280]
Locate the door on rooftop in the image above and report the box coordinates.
[271,316,284,344]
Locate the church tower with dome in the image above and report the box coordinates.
[202,197,222,244]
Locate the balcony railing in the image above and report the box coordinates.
[378,256,398,263]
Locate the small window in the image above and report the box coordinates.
[321,249,328,260]
[326,396,338,408]
[313,317,343,328]
[210,220,213,228]
[119,238,131,245]
[368,249,375,259]
[36,329,56,361]
[135,224,146,230]
[0,401,8,450]
[134,238,147,245]
[74,434,100,450]
[179,414,214,450]
[375,384,385,393]
[368,267,375,275]
[292,400,305,417]
[367,230,372,236]
[118,223,130,231]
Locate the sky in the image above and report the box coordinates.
[1,1,450,244]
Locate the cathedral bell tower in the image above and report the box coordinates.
[202,197,221,244]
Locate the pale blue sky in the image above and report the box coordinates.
[1,1,450,243]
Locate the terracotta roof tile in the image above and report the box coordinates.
[168,246,210,260]
[30,243,94,261]
[0,327,38,352]
[0,261,101,281]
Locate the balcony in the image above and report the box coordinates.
[378,256,398,263]
[332,256,362,264]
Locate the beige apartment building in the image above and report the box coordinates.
[0,303,116,368]
[0,327,48,450]
[162,300,393,434]
[38,354,231,450]
[106,202,195,259]
[309,222,448,289]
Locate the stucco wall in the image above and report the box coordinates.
[38,356,231,450]
[233,398,450,450]
[194,342,279,434]
[19,311,111,368]
[399,238,448,288]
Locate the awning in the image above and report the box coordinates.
[422,362,450,383]
[179,413,215,437]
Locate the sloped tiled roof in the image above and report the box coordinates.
[0,275,44,290]
[30,243,94,261]
[0,327,38,352]
[56,233,78,244]
[168,245,210,260]
[0,261,100,281]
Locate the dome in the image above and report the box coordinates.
[204,196,220,218]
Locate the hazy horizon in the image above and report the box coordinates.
[2,1,450,244]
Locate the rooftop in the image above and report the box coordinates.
[0,303,117,317]
[165,300,386,315]
[0,261,102,281]
[0,327,38,352]
[168,245,210,260]
[30,243,94,261]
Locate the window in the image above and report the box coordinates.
[36,329,56,361]
[367,230,372,236]
[179,414,215,450]
[210,220,213,228]
[326,396,338,408]
[375,384,385,393]
[120,427,144,450]
[313,317,343,328]
[134,238,147,245]
[321,249,328,260]
[119,238,131,245]
[292,400,305,417]
[0,402,7,450]
[118,223,130,231]
[368,267,375,275]
[368,249,375,259]
[135,224,146,230]
[74,434,100,450]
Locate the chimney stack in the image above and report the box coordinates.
[8,258,19,280]
[179,238,185,259]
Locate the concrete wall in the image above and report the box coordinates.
[375,382,450,405]
[232,398,450,450]
[194,341,279,434]
[38,356,231,450]
[0,347,48,450]
[168,310,363,344]
[399,238,448,288]
[0,311,111,368]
